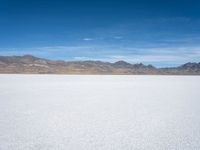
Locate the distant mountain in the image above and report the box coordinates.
[0,55,199,75]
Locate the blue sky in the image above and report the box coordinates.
[0,0,200,67]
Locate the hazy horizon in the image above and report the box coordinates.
[1,54,200,69]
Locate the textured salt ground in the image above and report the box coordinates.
[0,75,200,150]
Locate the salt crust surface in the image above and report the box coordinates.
[0,75,200,150]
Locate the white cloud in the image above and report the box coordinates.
[74,56,91,60]
[0,45,199,67]
[82,38,94,41]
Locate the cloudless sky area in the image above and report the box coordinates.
[0,0,200,67]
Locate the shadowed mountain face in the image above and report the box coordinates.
[0,55,200,75]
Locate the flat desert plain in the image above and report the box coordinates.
[0,75,200,150]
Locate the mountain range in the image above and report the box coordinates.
[0,55,200,75]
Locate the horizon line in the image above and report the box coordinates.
[1,54,200,69]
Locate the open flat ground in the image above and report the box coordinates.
[0,75,200,150]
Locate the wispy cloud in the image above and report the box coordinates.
[82,38,94,41]
[113,36,123,39]
[0,45,199,67]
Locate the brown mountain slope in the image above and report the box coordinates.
[0,55,199,75]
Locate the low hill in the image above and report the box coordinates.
[0,55,199,75]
